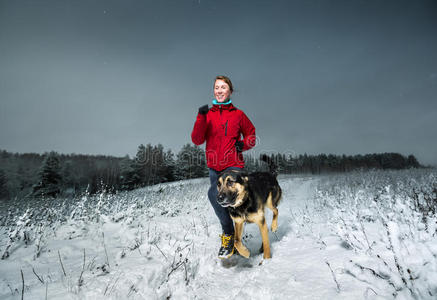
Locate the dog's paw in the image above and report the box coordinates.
[271,221,278,232]
[235,243,250,258]
[240,249,250,258]
[262,253,271,260]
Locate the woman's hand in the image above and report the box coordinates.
[235,140,244,152]
[198,105,209,115]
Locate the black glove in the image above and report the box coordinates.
[235,140,244,152]
[198,105,209,115]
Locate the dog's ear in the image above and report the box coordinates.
[236,173,249,184]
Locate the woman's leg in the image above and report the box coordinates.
[208,168,235,234]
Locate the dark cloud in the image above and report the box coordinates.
[0,0,436,165]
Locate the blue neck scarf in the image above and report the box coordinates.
[212,99,232,105]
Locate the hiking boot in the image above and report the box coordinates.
[218,233,234,259]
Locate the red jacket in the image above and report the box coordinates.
[191,103,256,171]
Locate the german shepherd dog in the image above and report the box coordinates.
[217,155,282,259]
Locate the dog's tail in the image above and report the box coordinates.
[260,154,278,177]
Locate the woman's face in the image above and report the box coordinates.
[214,79,232,102]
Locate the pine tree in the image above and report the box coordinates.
[151,144,165,185]
[175,144,207,180]
[32,151,62,198]
[162,149,176,182]
[144,143,154,185]
[0,169,9,200]
[407,154,420,168]
[61,160,75,193]
[191,145,207,177]
[175,144,192,180]
[132,144,147,187]
[155,148,175,183]
[119,155,136,190]
[243,153,257,173]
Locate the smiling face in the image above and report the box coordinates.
[214,79,232,103]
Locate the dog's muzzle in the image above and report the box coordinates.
[217,193,230,207]
[217,192,235,207]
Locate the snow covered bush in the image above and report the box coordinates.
[315,169,437,299]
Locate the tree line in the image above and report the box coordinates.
[255,152,422,174]
[0,146,422,200]
[0,144,207,200]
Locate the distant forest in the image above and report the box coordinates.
[0,145,422,200]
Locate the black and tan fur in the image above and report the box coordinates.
[217,155,282,259]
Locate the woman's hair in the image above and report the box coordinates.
[214,75,234,93]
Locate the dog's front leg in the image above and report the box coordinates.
[234,220,250,258]
[257,217,271,259]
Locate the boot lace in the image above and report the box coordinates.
[221,234,232,248]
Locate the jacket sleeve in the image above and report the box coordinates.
[240,112,256,151]
[191,113,207,145]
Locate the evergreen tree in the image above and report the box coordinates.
[143,143,154,185]
[161,149,176,182]
[0,169,9,200]
[1,150,10,159]
[132,144,147,187]
[175,144,207,179]
[119,155,136,190]
[102,157,122,193]
[61,160,75,193]
[407,154,420,168]
[32,151,62,198]
[243,153,258,173]
[151,144,165,185]
[88,171,99,195]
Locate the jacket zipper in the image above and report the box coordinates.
[219,105,228,136]
[219,105,223,164]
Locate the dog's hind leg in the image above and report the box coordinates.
[266,191,279,232]
[233,219,250,258]
[271,206,279,232]
[256,217,271,259]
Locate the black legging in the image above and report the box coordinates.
[207,167,242,235]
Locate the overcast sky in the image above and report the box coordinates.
[1,0,436,165]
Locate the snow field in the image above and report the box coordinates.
[1,169,436,299]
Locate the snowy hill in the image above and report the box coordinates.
[1,169,436,299]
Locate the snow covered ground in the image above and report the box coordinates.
[1,170,436,299]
